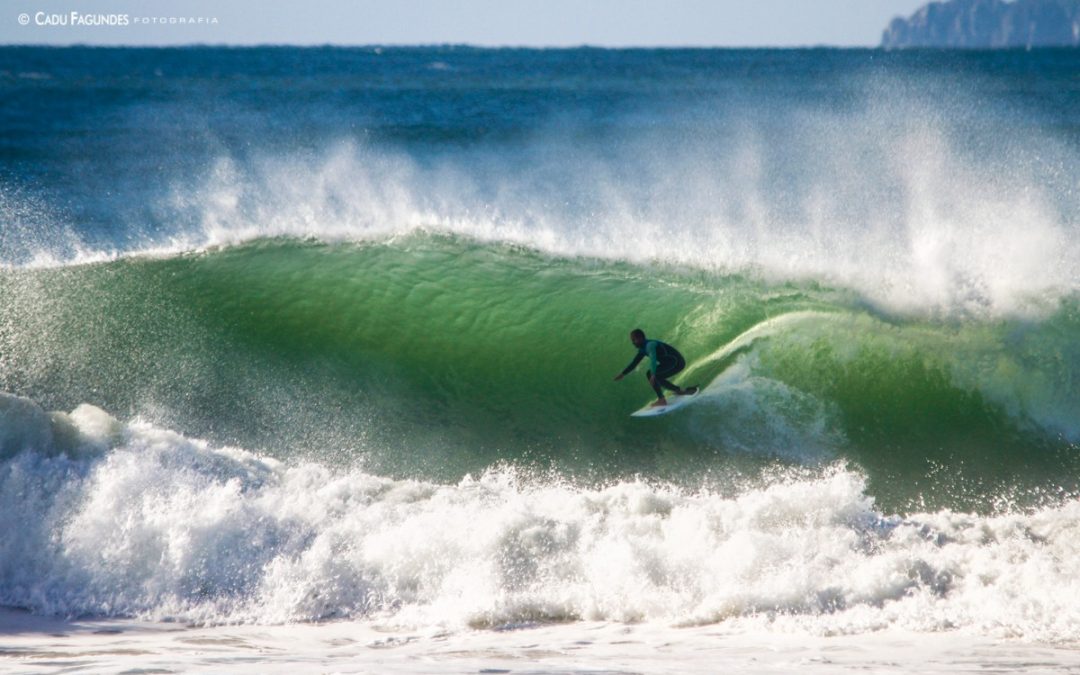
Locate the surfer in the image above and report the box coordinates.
[613,329,698,407]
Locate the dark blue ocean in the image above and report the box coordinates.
[1,47,1079,654]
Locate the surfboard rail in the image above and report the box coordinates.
[630,389,700,418]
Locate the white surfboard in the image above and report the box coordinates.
[630,388,700,418]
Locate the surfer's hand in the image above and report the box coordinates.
[614,373,624,381]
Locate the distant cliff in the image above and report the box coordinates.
[882,0,1080,48]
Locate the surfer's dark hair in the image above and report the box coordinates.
[630,328,646,340]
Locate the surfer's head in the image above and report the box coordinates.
[630,328,646,347]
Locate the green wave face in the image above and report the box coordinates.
[2,235,1078,511]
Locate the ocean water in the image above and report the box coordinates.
[1,46,1080,672]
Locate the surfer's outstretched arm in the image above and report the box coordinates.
[614,351,646,380]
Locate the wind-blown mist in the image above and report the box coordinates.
[175,111,1078,318]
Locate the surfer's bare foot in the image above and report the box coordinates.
[651,398,668,407]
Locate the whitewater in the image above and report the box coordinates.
[2,46,1080,672]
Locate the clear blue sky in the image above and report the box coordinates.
[2,0,931,47]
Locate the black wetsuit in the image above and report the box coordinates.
[621,339,686,398]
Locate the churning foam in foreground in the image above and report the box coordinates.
[2,394,1080,641]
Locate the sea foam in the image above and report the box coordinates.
[2,394,1079,642]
